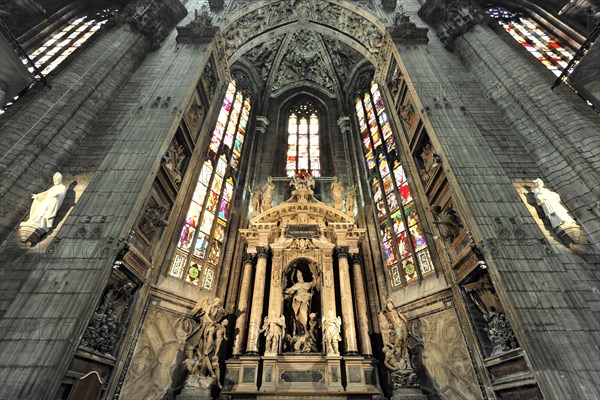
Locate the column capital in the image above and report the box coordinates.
[337,116,351,135]
[256,246,271,259]
[387,13,429,45]
[255,116,270,135]
[349,253,363,266]
[334,246,350,259]
[418,0,487,49]
[176,10,218,44]
[242,253,257,266]
[121,0,187,49]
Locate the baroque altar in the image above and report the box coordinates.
[223,173,380,397]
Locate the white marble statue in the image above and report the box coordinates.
[344,185,357,215]
[533,178,576,228]
[262,176,275,210]
[284,269,317,337]
[322,311,342,355]
[331,176,344,210]
[21,172,67,232]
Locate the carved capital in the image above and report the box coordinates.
[337,116,351,135]
[242,253,257,266]
[255,116,270,135]
[176,10,218,43]
[208,0,224,11]
[120,0,187,50]
[334,246,350,260]
[349,253,363,266]
[418,0,487,49]
[256,246,271,259]
[388,13,429,44]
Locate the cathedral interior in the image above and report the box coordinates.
[0,0,599,399]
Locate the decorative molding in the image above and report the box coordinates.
[388,13,429,44]
[418,0,487,49]
[176,10,218,43]
[334,246,350,259]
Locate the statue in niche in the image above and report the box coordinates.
[322,311,342,355]
[162,139,186,186]
[80,282,135,354]
[262,176,275,210]
[419,142,441,184]
[138,203,168,240]
[252,187,262,214]
[344,185,357,215]
[465,275,518,357]
[399,103,415,123]
[20,172,67,238]
[260,315,286,354]
[331,176,344,210]
[185,297,232,391]
[533,179,576,228]
[288,169,316,202]
[431,205,462,242]
[283,261,321,352]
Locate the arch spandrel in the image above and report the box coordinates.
[221,0,387,65]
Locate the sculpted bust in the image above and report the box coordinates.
[21,172,67,232]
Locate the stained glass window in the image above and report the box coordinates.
[169,79,251,289]
[487,7,576,77]
[355,81,434,288]
[286,101,320,177]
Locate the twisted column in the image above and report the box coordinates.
[232,253,256,356]
[245,246,270,354]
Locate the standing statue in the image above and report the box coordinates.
[379,299,409,362]
[331,176,344,210]
[262,176,276,210]
[322,311,342,355]
[185,296,231,392]
[533,178,576,228]
[252,187,263,214]
[344,185,357,215]
[284,268,317,337]
[379,299,420,389]
[21,172,67,233]
[260,315,286,354]
[431,205,462,243]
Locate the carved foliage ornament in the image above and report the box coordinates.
[418,0,487,48]
[177,10,218,43]
[222,0,384,60]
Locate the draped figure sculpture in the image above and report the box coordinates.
[21,172,67,232]
[284,269,317,337]
[532,178,581,244]
[262,176,276,210]
[331,176,344,210]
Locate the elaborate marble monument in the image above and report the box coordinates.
[224,172,380,397]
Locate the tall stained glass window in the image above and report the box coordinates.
[487,7,576,76]
[355,81,434,288]
[169,80,251,289]
[286,102,320,177]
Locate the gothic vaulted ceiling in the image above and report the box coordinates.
[240,28,367,99]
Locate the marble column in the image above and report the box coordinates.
[350,254,372,356]
[334,246,358,354]
[232,253,256,356]
[245,246,270,354]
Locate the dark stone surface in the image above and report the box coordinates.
[280,370,324,383]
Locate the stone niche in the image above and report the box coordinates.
[118,297,196,400]
[410,306,482,400]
